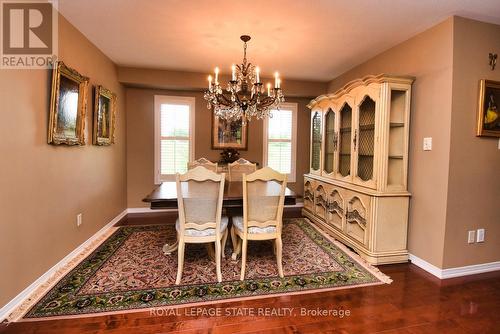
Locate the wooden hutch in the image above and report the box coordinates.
[303,74,414,265]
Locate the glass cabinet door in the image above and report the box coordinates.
[338,104,352,178]
[310,111,322,172]
[356,96,376,183]
[323,108,336,174]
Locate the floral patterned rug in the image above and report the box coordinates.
[23,218,391,319]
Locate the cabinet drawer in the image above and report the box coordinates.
[344,190,371,247]
[325,185,345,232]
[313,183,328,221]
[303,177,315,213]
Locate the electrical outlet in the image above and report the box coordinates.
[423,137,432,151]
[468,230,476,244]
[77,213,83,227]
[477,228,485,243]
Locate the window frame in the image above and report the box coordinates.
[262,102,298,183]
[154,95,195,184]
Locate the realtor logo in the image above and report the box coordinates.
[1,0,58,68]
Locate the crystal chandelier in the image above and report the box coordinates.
[204,35,284,124]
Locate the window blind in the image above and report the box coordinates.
[160,104,190,175]
[267,109,293,174]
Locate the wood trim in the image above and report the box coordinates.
[304,173,411,197]
[409,254,500,279]
[307,73,415,109]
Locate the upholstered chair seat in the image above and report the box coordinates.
[176,216,229,237]
[232,216,276,234]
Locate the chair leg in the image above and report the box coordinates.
[275,237,284,278]
[240,238,248,281]
[215,240,222,283]
[175,241,185,285]
[221,229,228,259]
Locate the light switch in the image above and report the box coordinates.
[477,228,485,242]
[423,137,432,151]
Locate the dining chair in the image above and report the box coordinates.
[187,157,218,173]
[175,166,228,284]
[228,158,257,182]
[230,167,287,280]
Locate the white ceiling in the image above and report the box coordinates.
[59,0,500,81]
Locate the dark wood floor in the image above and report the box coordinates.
[2,212,499,333]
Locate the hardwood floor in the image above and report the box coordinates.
[1,213,499,333]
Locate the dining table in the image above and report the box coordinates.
[143,181,297,254]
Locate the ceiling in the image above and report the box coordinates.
[58,0,500,81]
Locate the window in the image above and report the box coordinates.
[154,96,195,183]
[263,103,297,182]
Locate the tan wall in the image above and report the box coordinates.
[443,17,500,268]
[0,15,126,306]
[126,88,312,207]
[328,18,455,268]
[118,67,328,98]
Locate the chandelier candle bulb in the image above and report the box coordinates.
[274,72,279,88]
[214,67,219,84]
[256,67,260,83]
[231,65,236,81]
[208,75,212,89]
[267,83,271,96]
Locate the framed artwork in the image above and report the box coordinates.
[48,61,89,145]
[212,114,248,150]
[477,79,500,137]
[93,85,117,145]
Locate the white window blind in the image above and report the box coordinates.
[263,103,297,182]
[154,96,195,183]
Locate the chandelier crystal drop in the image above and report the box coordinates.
[204,35,284,124]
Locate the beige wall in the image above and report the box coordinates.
[126,87,312,207]
[118,67,328,98]
[328,18,455,268]
[443,17,500,268]
[0,15,126,306]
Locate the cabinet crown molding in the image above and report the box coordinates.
[308,74,415,109]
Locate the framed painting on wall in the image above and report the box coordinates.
[212,114,248,150]
[48,61,89,145]
[477,79,500,137]
[93,85,117,145]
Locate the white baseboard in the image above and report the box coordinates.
[127,207,177,213]
[0,209,127,322]
[409,254,500,279]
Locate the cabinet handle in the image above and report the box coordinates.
[353,130,357,151]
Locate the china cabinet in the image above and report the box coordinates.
[304,74,414,265]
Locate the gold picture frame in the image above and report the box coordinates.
[211,113,248,150]
[93,85,117,145]
[48,61,89,145]
[477,79,500,137]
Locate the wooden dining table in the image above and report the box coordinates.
[143,181,297,209]
[142,181,297,254]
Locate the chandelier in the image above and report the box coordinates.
[204,35,284,124]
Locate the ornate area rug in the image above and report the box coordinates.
[22,218,391,319]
